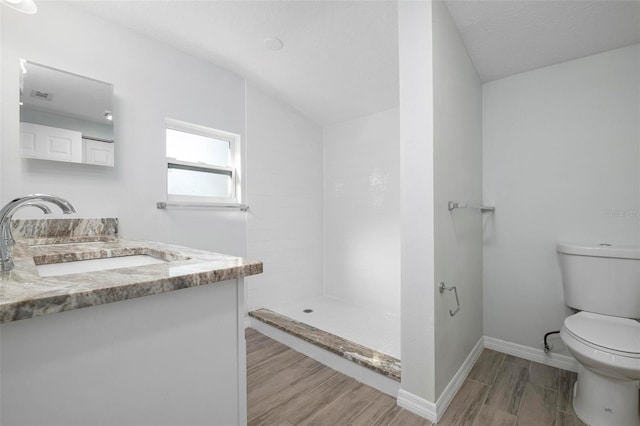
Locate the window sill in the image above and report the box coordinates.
[156,201,249,211]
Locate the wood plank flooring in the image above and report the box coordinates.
[246,328,428,426]
[246,329,585,425]
[440,349,586,426]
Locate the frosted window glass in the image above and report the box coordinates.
[166,128,230,166]
[168,168,232,198]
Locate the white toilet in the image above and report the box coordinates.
[557,243,640,426]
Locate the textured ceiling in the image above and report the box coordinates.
[446,0,640,82]
[65,0,640,125]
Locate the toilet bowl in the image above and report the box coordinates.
[557,243,640,426]
[560,312,640,426]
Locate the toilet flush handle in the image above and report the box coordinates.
[439,282,461,317]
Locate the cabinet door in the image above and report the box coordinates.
[20,124,37,157]
[20,122,83,163]
[84,139,114,167]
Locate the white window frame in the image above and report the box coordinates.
[165,118,242,206]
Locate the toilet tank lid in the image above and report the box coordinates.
[557,242,640,259]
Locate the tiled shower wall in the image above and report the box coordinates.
[245,85,325,311]
[323,108,401,316]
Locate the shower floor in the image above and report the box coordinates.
[262,295,400,359]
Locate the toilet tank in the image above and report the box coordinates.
[557,243,640,318]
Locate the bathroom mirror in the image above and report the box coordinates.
[19,60,115,167]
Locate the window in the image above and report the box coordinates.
[165,119,241,205]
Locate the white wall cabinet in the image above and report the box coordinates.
[84,139,115,167]
[20,122,83,163]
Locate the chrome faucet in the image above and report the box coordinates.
[0,194,76,272]
[0,202,52,246]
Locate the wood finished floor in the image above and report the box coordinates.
[246,329,585,425]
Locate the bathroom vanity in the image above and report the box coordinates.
[0,218,262,426]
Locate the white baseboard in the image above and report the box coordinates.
[397,336,484,423]
[435,336,485,419]
[398,335,577,423]
[484,336,579,372]
[397,389,437,423]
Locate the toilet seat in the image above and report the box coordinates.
[564,312,640,358]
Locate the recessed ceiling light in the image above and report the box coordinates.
[264,37,284,51]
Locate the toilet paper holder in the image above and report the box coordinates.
[439,282,461,317]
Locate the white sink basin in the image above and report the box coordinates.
[37,255,166,277]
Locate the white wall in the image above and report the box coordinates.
[323,108,400,316]
[398,0,436,403]
[245,85,324,311]
[432,2,483,398]
[483,44,640,353]
[1,3,247,256]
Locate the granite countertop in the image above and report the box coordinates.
[0,218,262,324]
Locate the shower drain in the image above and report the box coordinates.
[303,309,314,313]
